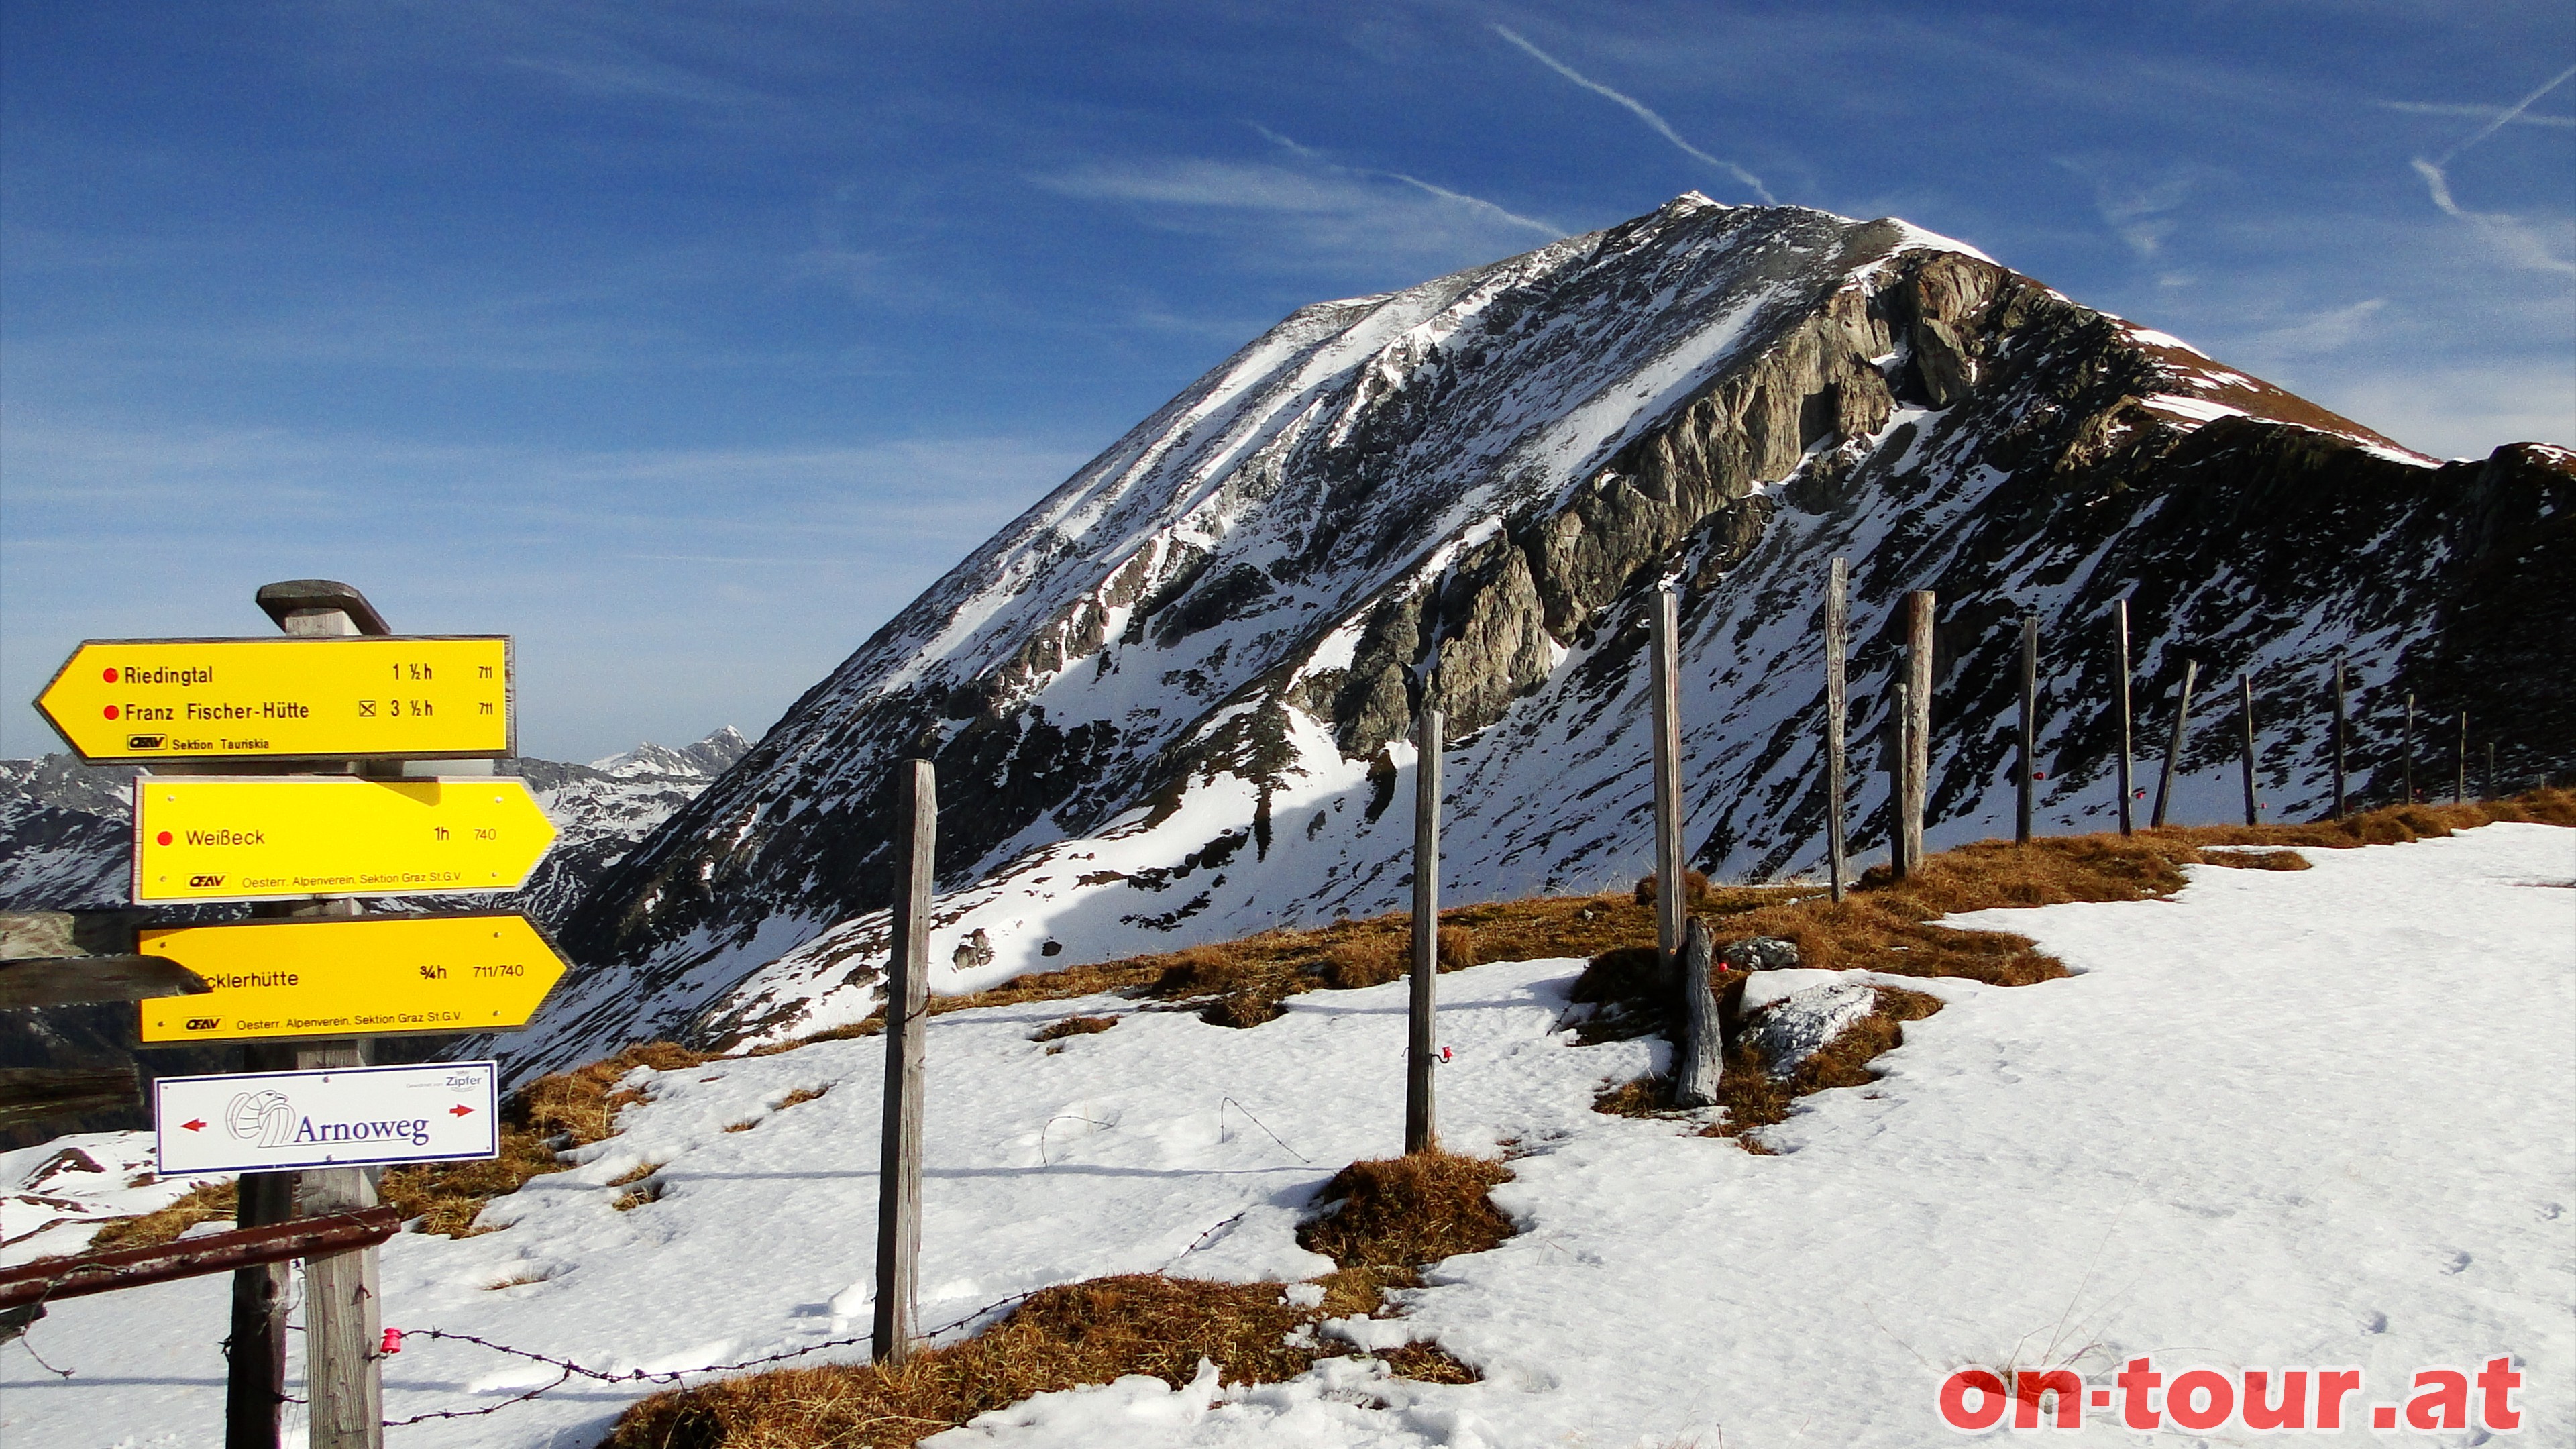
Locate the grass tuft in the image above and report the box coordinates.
[601,1148,1512,1447]
[380,1042,708,1238]
[1030,1015,1118,1043]
[84,1179,235,1253]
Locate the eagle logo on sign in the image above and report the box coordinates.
[227,1090,295,1148]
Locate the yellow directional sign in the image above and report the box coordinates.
[35,637,512,763]
[132,777,559,904]
[136,914,568,1043]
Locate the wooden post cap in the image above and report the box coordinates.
[254,580,390,636]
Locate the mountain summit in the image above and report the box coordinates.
[504,195,2573,1077]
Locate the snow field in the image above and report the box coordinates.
[4,822,2572,1446]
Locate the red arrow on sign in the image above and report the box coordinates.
[180,1118,207,1132]
[449,1104,475,1117]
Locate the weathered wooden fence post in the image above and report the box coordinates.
[1823,557,1849,902]
[2152,658,2198,829]
[299,1038,380,1449]
[2455,712,2468,805]
[2330,655,2349,818]
[1884,677,1911,874]
[2017,612,2038,845]
[2402,693,2418,804]
[225,1052,294,1449]
[1898,590,1934,875]
[873,759,934,1366]
[2113,600,2136,835]
[1649,586,1686,975]
[2238,674,2259,827]
[1670,918,1723,1110]
[254,582,392,1449]
[1406,706,1441,1156]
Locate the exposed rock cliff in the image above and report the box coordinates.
[491,195,2569,1079]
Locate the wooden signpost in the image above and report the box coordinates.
[15,579,563,1449]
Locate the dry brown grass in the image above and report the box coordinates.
[601,1149,1513,1448]
[774,887,1803,1050]
[84,1179,236,1252]
[1029,1014,1119,1043]
[379,1041,710,1238]
[1582,790,2576,1140]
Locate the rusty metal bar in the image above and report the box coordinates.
[0,1208,402,1311]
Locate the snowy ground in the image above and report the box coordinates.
[4,823,2571,1446]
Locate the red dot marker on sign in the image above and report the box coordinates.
[2373,1406,2397,1429]
[156,831,174,846]
[102,667,119,683]
[103,705,120,720]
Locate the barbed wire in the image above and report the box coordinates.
[274,1287,1043,1427]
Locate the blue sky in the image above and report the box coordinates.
[5,1,2571,761]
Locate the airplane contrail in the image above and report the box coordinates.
[1491,24,1777,205]
[2411,58,2576,282]
[1383,172,1561,236]
[1248,123,1562,237]
[2435,59,2576,163]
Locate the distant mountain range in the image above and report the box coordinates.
[474,193,2571,1081]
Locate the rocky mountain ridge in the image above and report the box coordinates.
[398,197,2576,1077]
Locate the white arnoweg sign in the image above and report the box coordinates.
[154,1061,500,1175]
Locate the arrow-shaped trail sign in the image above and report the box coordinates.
[36,636,511,763]
[132,776,558,904]
[136,913,567,1043]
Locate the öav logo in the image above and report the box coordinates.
[184,1017,219,1031]
[189,874,224,888]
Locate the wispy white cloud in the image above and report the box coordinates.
[1036,145,1562,268]
[0,413,1088,757]
[2238,297,2389,359]
[2410,60,2576,282]
[1489,24,1776,205]
[2056,160,2215,286]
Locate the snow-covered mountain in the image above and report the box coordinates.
[496,195,2562,1077]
